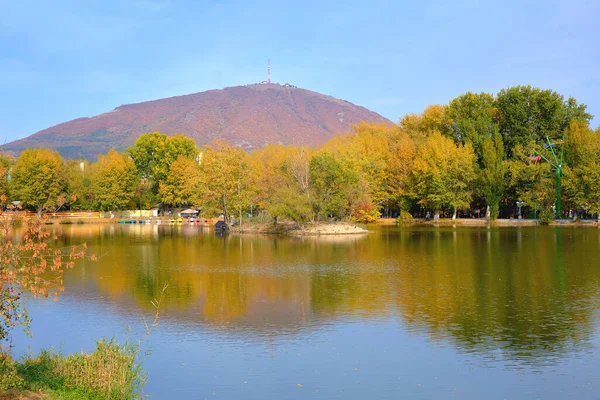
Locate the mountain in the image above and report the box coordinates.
[2,83,392,160]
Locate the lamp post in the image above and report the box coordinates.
[516,200,524,220]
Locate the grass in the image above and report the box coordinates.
[0,283,167,400]
[0,339,145,400]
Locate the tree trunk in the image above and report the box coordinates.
[452,207,457,220]
[222,194,229,224]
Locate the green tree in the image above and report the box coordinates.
[266,185,313,227]
[506,145,554,216]
[64,159,92,210]
[479,130,507,219]
[496,86,592,156]
[90,149,138,212]
[10,148,67,216]
[446,92,498,161]
[128,132,198,193]
[309,152,358,221]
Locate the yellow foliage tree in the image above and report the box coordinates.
[90,149,139,211]
[9,148,67,216]
[159,156,201,207]
[399,104,451,139]
[412,132,477,219]
[387,130,417,211]
[198,141,250,224]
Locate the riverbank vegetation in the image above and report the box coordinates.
[0,339,143,400]
[0,203,141,399]
[1,85,598,222]
[0,198,145,399]
[0,205,164,397]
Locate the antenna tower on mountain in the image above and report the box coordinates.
[268,59,271,84]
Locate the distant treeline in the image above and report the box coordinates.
[1,85,598,222]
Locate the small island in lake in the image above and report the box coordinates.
[230,222,370,236]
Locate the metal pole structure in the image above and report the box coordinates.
[533,136,564,218]
[556,166,561,218]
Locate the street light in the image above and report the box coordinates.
[516,200,524,220]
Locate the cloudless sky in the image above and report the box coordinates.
[1,0,598,143]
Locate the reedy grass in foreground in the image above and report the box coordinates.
[3,338,144,400]
[0,284,167,400]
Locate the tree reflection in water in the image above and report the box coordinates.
[52,224,600,366]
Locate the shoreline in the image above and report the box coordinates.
[5,213,599,230]
[376,217,599,227]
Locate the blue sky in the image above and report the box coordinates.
[1,0,598,143]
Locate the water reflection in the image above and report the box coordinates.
[53,224,600,365]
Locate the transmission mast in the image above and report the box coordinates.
[268,59,271,84]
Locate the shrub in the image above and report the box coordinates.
[14,339,144,400]
[397,211,414,224]
[0,352,24,390]
[353,202,380,223]
[539,208,555,225]
[59,218,73,225]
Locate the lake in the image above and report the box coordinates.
[12,224,600,399]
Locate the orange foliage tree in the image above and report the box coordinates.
[0,201,91,344]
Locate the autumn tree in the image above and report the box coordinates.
[323,122,393,218]
[0,154,13,201]
[399,104,451,139]
[159,156,201,207]
[128,132,198,194]
[10,148,68,216]
[0,200,88,342]
[198,142,250,224]
[248,144,297,212]
[249,145,312,225]
[387,130,417,212]
[90,149,139,212]
[412,132,476,219]
[562,121,600,217]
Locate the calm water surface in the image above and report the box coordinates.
[12,224,600,399]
